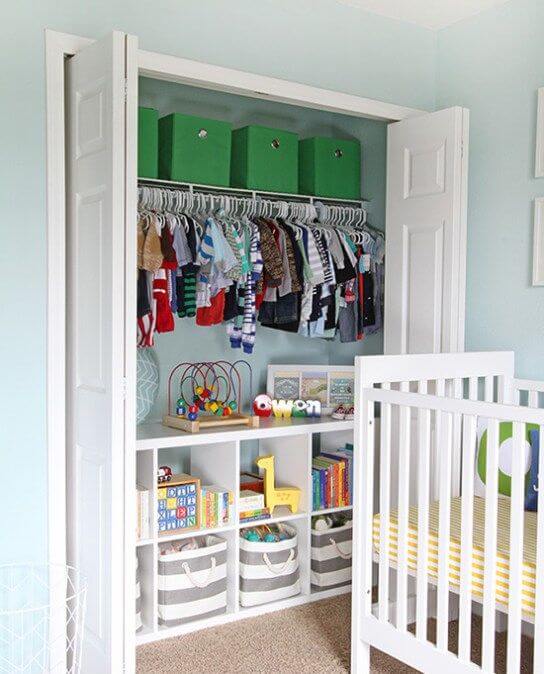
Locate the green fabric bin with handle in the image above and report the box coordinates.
[231,125,298,194]
[159,113,232,186]
[138,107,159,179]
[299,137,361,200]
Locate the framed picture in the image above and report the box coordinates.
[536,88,544,178]
[533,198,544,285]
[266,364,354,415]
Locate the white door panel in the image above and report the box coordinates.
[385,107,468,354]
[66,31,128,674]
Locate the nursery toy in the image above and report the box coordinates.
[163,360,260,433]
[157,473,201,535]
[157,466,173,483]
[253,394,273,418]
[255,455,301,514]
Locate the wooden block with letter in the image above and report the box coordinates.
[157,473,201,535]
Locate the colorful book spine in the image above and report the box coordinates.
[239,508,271,523]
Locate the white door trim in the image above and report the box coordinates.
[137,49,424,122]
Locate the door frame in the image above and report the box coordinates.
[45,27,427,666]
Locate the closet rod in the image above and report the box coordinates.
[137,177,370,208]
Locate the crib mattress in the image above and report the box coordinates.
[372,496,537,615]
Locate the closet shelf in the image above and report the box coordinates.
[238,508,308,528]
[312,505,353,516]
[157,523,236,543]
[137,416,354,450]
[138,176,370,207]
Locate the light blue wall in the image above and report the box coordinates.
[436,0,544,379]
[0,0,437,564]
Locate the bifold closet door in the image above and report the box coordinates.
[66,31,137,674]
[384,106,469,355]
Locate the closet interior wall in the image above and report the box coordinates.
[138,77,387,438]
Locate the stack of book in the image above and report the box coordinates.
[136,485,150,540]
[201,485,234,529]
[239,489,270,523]
[312,443,353,511]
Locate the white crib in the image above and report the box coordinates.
[351,352,544,674]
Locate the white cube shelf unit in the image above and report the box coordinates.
[135,416,354,644]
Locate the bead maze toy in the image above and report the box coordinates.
[255,455,301,514]
[163,360,260,433]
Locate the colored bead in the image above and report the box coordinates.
[193,394,200,403]
[198,402,206,411]
[187,412,198,421]
[195,386,204,396]
[202,388,211,399]
[176,397,186,407]
[223,406,232,417]
[215,406,223,416]
[176,405,186,417]
[209,402,219,413]
[229,400,237,411]
[204,402,211,411]
[188,405,198,414]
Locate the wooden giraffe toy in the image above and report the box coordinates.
[255,455,301,514]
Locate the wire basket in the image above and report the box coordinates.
[0,564,87,673]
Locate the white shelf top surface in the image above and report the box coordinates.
[137,415,354,450]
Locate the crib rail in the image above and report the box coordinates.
[354,379,544,674]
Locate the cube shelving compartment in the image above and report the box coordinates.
[159,113,232,186]
[138,107,159,179]
[299,136,361,200]
[231,125,299,194]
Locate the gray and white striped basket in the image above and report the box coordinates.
[311,520,352,591]
[136,554,142,632]
[157,535,228,626]
[239,524,300,607]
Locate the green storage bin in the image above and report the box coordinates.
[138,107,159,179]
[159,113,232,186]
[231,125,298,194]
[299,137,361,200]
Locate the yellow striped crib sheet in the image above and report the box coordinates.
[372,496,537,615]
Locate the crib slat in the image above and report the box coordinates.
[432,379,446,501]
[468,376,478,401]
[378,382,391,623]
[396,381,411,631]
[416,380,430,641]
[451,379,463,498]
[528,389,539,408]
[436,410,453,651]
[482,418,499,672]
[484,375,494,402]
[458,413,477,663]
[533,425,544,672]
[506,421,525,674]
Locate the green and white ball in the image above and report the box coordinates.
[476,421,535,496]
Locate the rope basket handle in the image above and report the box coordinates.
[181,557,216,588]
[329,538,352,560]
[263,549,295,576]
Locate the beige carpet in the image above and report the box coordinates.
[137,595,534,673]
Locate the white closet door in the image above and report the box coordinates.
[66,31,134,674]
[384,107,469,354]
